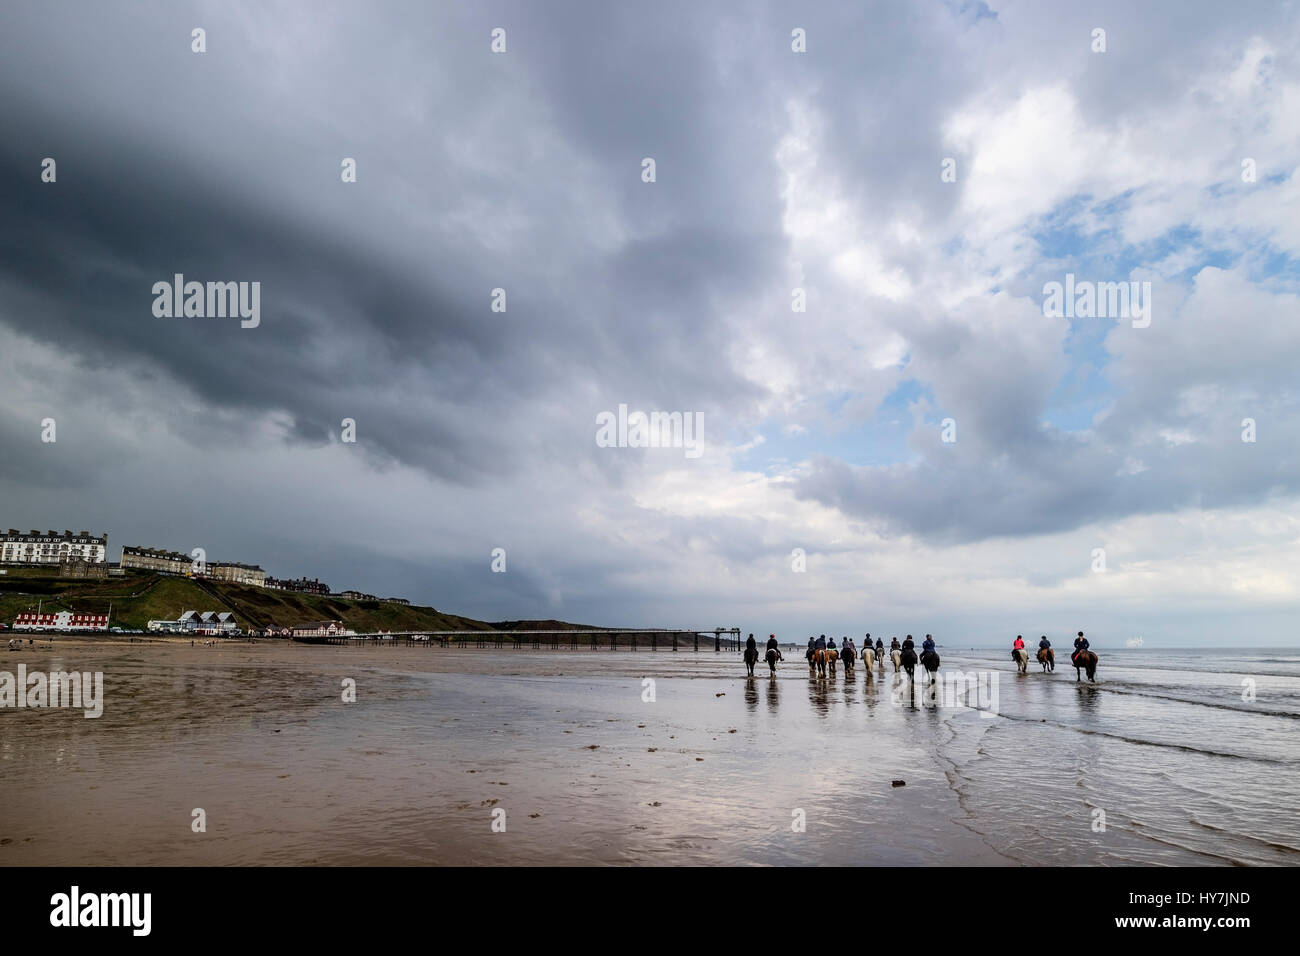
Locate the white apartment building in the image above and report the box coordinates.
[1,529,108,565]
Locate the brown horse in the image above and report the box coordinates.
[1037,647,1055,672]
[1073,649,1098,682]
[810,647,829,678]
[841,645,855,676]
[826,647,840,677]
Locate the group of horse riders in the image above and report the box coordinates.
[1010,631,1096,677]
[743,629,1099,682]
[1008,632,1092,671]
[740,631,941,680]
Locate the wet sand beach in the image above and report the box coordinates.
[1,642,1297,865]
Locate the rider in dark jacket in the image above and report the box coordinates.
[815,634,827,651]
[901,635,915,652]
[875,637,885,655]
[1072,631,1089,661]
[921,634,936,656]
[1039,636,1052,650]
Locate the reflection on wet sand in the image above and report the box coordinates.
[807,676,829,718]
[1,641,1295,866]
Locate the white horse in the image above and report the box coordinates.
[1013,647,1029,674]
[861,646,875,672]
[890,648,903,673]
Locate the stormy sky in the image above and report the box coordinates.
[2,1,1298,645]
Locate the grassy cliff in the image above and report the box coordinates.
[0,568,495,633]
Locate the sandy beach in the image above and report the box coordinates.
[2,641,1297,866]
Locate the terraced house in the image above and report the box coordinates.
[209,562,267,587]
[1,529,107,565]
[120,545,191,575]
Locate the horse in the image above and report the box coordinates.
[919,649,940,684]
[810,647,829,678]
[841,644,856,676]
[1013,648,1029,674]
[860,645,875,672]
[765,647,782,676]
[743,644,759,677]
[1072,649,1098,683]
[900,647,917,679]
[826,647,840,677]
[1037,647,1055,672]
[890,648,902,673]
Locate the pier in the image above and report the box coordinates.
[299,627,743,651]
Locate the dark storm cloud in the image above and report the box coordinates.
[0,0,786,488]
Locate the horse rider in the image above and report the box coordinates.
[815,634,827,651]
[1013,634,1025,659]
[766,633,780,654]
[921,634,936,656]
[1072,631,1089,664]
[746,633,757,654]
[890,636,900,651]
[874,636,884,656]
[901,635,915,652]
[842,636,855,659]
[1038,635,1052,652]
[827,637,837,654]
